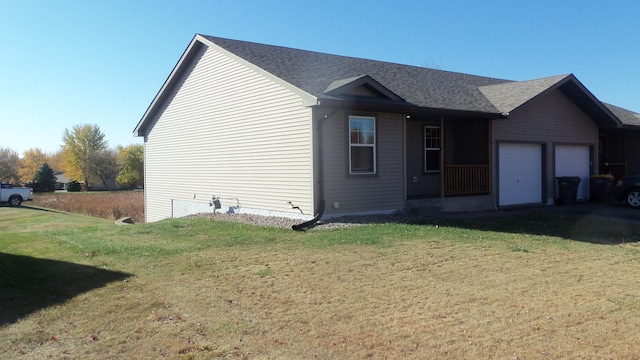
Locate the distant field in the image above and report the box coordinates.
[1,206,640,359]
[30,191,144,223]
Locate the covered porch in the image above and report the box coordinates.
[405,116,493,214]
[598,128,640,180]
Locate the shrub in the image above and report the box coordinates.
[67,181,82,192]
[33,163,57,192]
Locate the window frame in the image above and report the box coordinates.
[348,115,377,175]
[424,125,441,173]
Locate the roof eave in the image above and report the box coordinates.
[315,98,501,119]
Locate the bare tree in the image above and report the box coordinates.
[87,149,117,190]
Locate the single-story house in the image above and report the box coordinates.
[53,171,70,191]
[134,34,640,224]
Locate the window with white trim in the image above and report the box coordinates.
[424,126,440,172]
[349,116,376,174]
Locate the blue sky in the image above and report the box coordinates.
[1,0,638,155]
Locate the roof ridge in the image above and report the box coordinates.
[199,34,511,114]
[200,34,513,84]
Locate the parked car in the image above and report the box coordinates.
[613,175,640,208]
[0,182,33,207]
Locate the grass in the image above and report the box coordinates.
[1,206,640,359]
[30,191,144,223]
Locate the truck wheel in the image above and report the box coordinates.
[9,195,22,207]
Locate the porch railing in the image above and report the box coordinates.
[443,165,490,195]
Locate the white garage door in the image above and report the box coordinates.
[555,145,590,200]
[499,143,542,206]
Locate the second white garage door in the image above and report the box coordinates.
[499,143,542,206]
[555,145,590,200]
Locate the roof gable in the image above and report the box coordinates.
[554,75,622,129]
[480,74,621,128]
[133,35,319,136]
[323,75,404,101]
[133,37,204,136]
[478,74,569,114]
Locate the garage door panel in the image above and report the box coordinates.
[499,143,542,206]
[555,145,590,200]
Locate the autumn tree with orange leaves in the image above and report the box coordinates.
[19,148,50,184]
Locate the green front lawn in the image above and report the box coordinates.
[1,206,640,359]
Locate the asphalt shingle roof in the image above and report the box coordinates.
[202,35,640,126]
[604,103,640,127]
[202,35,511,114]
[136,34,639,133]
[478,74,570,114]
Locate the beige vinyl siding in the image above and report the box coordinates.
[143,45,314,222]
[322,111,405,215]
[492,89,598,204]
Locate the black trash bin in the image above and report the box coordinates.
[556,176,581,205]
[590,175,614,201]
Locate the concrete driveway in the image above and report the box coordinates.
[521,200,639,223]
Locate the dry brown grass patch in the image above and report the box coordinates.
[31,191,144,223]
[10,242,635,359]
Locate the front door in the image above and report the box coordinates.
[406,120,440,198]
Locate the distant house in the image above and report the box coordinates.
[53,172,70,191]
[134,34,640,223]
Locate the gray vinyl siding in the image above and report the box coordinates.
[322,111,405,215]
[492,89,598,204]
[143,44,314,222]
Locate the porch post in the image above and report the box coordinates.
[487,119,492,195]
[440,116,445,197]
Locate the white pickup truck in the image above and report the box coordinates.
[0,182,33,207]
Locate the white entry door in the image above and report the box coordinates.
[555,145,590,200]
[499,143,542,206]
